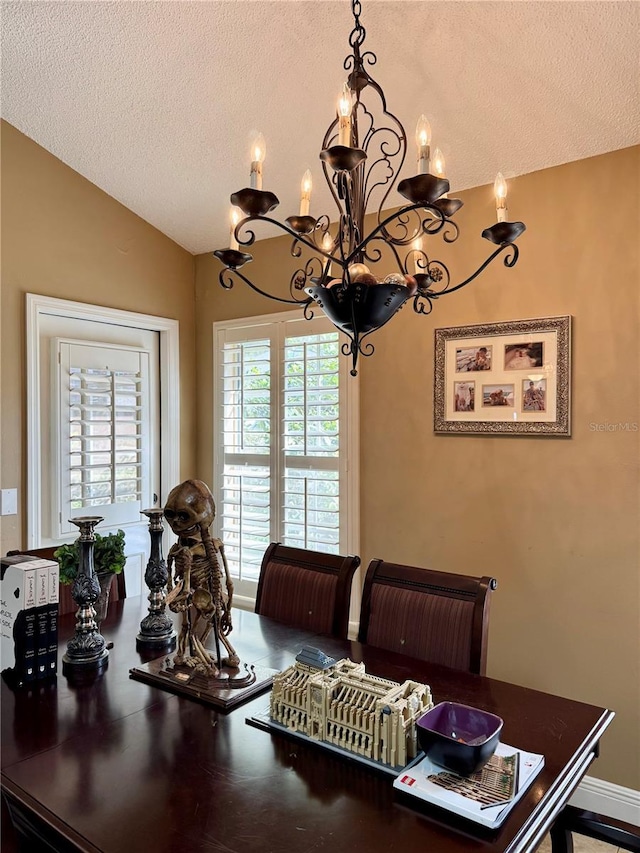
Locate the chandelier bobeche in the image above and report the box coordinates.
[214,0,525,375]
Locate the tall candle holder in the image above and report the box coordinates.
[62,516,109,678]
[136,508,176,651]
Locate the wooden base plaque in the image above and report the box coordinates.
[130,654,276,711]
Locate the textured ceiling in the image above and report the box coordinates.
[2,1,639,254]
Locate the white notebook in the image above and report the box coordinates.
[394,742,544,829]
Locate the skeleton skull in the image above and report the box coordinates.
[163,479,216,538]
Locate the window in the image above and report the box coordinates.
[53,339,152,537]
[213,311,359,602]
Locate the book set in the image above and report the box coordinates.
[1,554,59,685]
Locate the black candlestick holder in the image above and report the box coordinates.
[62,516,109,678]
[136,508,176,651]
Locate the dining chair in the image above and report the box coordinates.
[255,543,361,639]
[357,559,497,675]
[5,547,126,615]
[550,805,640,852]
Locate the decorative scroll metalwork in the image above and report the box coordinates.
[212,0,526,374]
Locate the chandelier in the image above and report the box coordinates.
[213,0,525,375]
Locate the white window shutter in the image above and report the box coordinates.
[213,313,358,602]
[54,340,151,536]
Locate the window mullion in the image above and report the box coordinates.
[110,370,116,504]
[273,321,283,544]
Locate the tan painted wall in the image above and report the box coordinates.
[0,122,197,551]
[2,121,637,788]
[195,146,640,788]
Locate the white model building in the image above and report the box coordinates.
[270,647,433,769]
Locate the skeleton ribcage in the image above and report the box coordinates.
[191,553,224,610]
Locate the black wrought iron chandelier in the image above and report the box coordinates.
[214,0,525,375]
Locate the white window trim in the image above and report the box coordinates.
[26,293,180,548]
[212,309,360,612]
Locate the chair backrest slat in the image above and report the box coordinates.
[358,558,496,675]
[255,543,360,639]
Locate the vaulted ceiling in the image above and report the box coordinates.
[2,1,638,253]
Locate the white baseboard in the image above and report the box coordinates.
[571,775,640,825]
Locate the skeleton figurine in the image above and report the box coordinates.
[163,479,239,676]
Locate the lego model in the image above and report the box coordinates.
[270,647,433,769]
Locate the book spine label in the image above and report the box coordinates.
[36,568,49,678]
[21,569,37,682]
[48,561,60,676]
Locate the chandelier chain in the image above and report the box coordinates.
[349,0,366,50]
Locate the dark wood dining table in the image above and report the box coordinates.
[1,596,613,853]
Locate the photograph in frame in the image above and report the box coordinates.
[456,345,492,372]
[434,316,571,435]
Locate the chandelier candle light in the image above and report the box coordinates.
[213,0,526,375]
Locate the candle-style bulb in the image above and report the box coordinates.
[250,133,266,189]
[252,133,266,164]
[299,169,313,216]
[432,148,446,178]
[338,83,352,119]
[337,84,353,147]
[494,172,508,222]
[412,236,424,275]
[432,148,448,198]
[415,115,432,148]
[322,232,333,277]
[229,207,241,251]
[416,115,432,174]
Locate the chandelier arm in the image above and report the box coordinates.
[371,235,407,276]
[345,203,442,264]
[381,207,447,245]
[220,266,312,307]
[295,255,326,290]
[440,219,460,244]
[412,294,436,316]
[433,244,520,297]
[238,214,337,266]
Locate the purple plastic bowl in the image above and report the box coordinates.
[416,701,503,776]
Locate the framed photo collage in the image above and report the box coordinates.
[434,316,571,436]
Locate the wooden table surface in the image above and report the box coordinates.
[1,597,613,853]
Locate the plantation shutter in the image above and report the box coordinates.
[214,313,357,601]
[54,340,151,536]
[219,334,274,584]
[282,332,341,551]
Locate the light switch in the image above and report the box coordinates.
[0,488,18,515]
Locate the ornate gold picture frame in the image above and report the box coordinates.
[434,316,571,435]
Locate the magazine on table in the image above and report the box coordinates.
[394,742,544,829]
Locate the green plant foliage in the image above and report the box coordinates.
[54,529,126,585]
